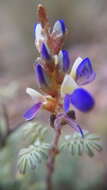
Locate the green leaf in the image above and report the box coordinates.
[17,139,50,174]
[60,130,102,157]
[0,118,7,137]
[22,122,48,143]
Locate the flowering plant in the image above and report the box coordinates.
[24,4,96,135]
[17,4,102,190]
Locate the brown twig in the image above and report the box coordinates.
[0,122,24,148]
[0,102,24,147]
[46,128,61,190]
[1,103,10,133]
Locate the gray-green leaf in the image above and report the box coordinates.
[17,139,50,174]
[60,130,102,157]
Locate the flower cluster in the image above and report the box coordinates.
[24,4,96,137]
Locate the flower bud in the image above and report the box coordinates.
[58,50,71,73]
[37,4,48,27]
[70,57,96,85]
[34,63,48,88]
[41,43,51,60]
[52,20,66,36]
[34,23,44,52]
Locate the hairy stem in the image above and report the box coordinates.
[46,128,61,190]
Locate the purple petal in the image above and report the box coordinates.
[58,20,66,34]
[34,23,37,33]
[77,125,84,138]
[67,117,84,137]
[23,102,42,121]
[41,43,50,60]
[70,88,95,112]
[34,63,48,88]
[54,112,84,137]
[76,57,96,85]
[59,50,71,73]
[63,94,71,112]
[33,23,37,38]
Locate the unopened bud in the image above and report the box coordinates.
[58,50,71,73]
[34,23,45,52]
[37,4,48,27]
[34,63,48,88]
[41,43,51,60]
[52,20,66,36]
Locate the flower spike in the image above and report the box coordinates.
[23,5,96,147]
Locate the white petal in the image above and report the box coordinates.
[60,75,78,97]
[70,57,83,79]
[35,24,43,40]
[53,55,59,65]
[52,20,63,36]
[26,88,45,103]
[35,24,44,52]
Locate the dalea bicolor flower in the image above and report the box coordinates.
[24,4,96,137]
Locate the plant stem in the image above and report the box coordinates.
[0,103,24,147]
[46,128,61,190]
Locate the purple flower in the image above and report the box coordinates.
[61,56,95,113]
[71,57,96,85]
[23,88,45,120]
[23,88,56,121]
[25,9,96,138]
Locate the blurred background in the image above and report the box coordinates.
[0,0,107,189]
